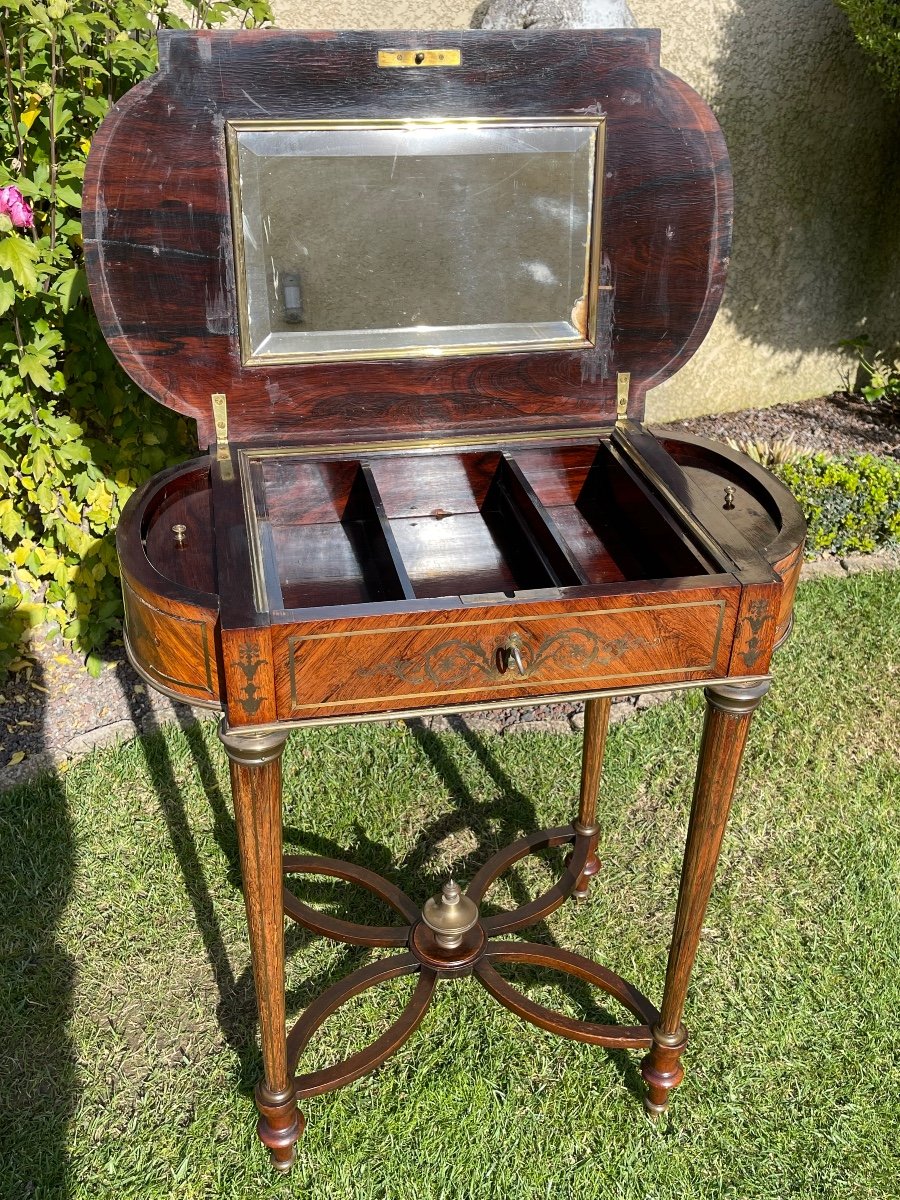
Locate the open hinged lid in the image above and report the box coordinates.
[83,28,732,450]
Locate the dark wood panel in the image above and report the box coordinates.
[389,511,549,599]
[257,458,362,526]
[368,451,501,518]
[84,29,732,449]
[143,471,217,594]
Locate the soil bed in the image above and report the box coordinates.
[669,390,900,459]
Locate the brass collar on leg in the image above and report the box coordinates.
[704,678,771,715]
[218,716,290,765]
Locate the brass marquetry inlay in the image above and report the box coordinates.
[285,600,727,712]
[124,583,215,696]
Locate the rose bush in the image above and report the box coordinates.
[0,0,269,677]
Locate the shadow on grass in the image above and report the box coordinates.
[115,670,262,1092]
[0,659,76,1198]
[282,714,647,1104]
[114,679,647,1112]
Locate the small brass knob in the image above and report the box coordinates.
[422,880,479,950]
[172,523,187,547]
[723,486,735,511]
[496,639,525,675]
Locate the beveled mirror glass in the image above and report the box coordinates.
[227,118,604,365]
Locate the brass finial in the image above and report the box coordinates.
[723,485,735,510]
[172,523,187,547]
[422,879,479,949]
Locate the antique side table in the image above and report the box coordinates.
[84,28,805,1171]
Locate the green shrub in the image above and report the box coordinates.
[838,335,900,412]
[0,0,269,676]
[836,0,900,100]
[773,453,900,557]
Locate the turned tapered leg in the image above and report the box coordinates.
[641,680,770,1116]
[218,720,302,1171]
[571,696,611,898]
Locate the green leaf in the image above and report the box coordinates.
[52,91,75,135]
[0,236,39,292]
[0,276,15,317]
[19,352,54,390]
[85,652,103,678]
[81,96,109,119]
[55,184,82,209]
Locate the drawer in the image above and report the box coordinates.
[123,578,220,706]
[274,593,737,720]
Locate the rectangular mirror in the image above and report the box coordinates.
[227,118,604,365]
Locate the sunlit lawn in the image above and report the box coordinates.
[1,571,898,1198]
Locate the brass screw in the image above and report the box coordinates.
[172,523,187,547]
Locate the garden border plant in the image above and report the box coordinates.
[0,0,270,678]
[835,0,900,101]
[772,452,900,558]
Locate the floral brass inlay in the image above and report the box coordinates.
[232,641,267,716]
[739,599,772,670]
[360,627,656,689]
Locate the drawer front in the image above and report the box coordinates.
[276,597,734,719]
[123,579,220,705]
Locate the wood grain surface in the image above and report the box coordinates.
[272,586,739,719]
[84,29,732,448]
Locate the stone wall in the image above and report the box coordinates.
[269,0,900,421]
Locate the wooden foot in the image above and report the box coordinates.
[641,1024,687,1117]
[255,1082,304,1172]
[218,720,302,1171]
[640,680,769,1115]
[570,697,611,898]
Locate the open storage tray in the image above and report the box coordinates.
[242,437,720,616]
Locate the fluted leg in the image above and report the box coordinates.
[641,680,770,1116]
[571,697,611,898]
[219,720,302,1171]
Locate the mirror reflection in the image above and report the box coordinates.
[228,119,603,364]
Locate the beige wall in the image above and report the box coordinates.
[270,1,900,421]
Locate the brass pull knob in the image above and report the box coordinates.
[723,485,735,510]
[496,641,526,675]
[172,523,187,547]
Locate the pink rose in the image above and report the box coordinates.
[0,185,34,229]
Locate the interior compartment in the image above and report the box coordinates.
[511,441,714,582]
[247,439,715,612]
[366,452,582,599]
[657,434,783,546]
[251,458,414,609]
[143,464,217,594]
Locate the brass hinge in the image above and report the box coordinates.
[377,48,460,68]
[616,372,630,423]
[212,392,229,455]
[211,392,233,476]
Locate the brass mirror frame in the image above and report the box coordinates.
[226,117,606,367]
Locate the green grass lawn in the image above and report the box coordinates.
[2,572,899,1199]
